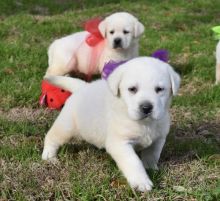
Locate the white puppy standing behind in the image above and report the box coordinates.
[46,12,144,76]
[42,57,181,192]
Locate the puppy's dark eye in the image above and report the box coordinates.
[155,86,164,93]
[109,30,114,34]
[123,30,130,34]
[128,86,138,94]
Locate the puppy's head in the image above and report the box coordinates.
[99,12,144,50]
[107,57,181,121]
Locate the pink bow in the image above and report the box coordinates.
[84,18,104,47]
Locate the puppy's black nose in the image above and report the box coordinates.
[114,38,122,48]
[139,102,153,115]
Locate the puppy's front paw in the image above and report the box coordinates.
[129,177,153,192]
[42,146,58,161]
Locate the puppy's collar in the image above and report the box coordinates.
[102,60,128,80]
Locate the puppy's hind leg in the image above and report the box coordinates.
[42,99,77,160]
[45,55,77,76]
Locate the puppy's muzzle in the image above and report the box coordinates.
[139,102,153,118]
[113,38,122,48]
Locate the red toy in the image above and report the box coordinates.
[39,80,71,110]
[40,18,104,110]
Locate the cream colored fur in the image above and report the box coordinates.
[42,57,181,192]
[45,12,144,76]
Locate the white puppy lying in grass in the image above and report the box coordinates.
[46,12,144,76]
[42,57,181,192]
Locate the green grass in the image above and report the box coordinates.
[0,0,220,200]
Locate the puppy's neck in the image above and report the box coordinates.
[99,40,139,72]
[106,39,139,58]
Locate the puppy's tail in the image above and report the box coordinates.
[44,75,86,93]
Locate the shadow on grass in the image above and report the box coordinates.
[148,120,220,190]
[60,142,107,159]
[56,119,220,167]
[173,61,194,76]
[162,120,220,163]
[59,119,219,164]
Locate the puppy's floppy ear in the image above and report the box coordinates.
[134,20,145,38]
[98,20,107,38]
[167,64,181,96]
[107,66,125,96]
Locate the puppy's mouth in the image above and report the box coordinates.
[130,111,153,121]
[138,112,152,120]
[113,44,124,49]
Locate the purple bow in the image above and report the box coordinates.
[102,60,128,80]
[151,49,169,63]
[102,49,169,79]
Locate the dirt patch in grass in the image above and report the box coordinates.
[178,78,213,96]
[170,106,220,142]
[0,107,58,122]
[161,159,220,191]
[0,146,125,200]
[174,120,220,141]
[0,159,71,200]
[0,134,42,149]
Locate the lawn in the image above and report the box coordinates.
[0,0,220,200]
